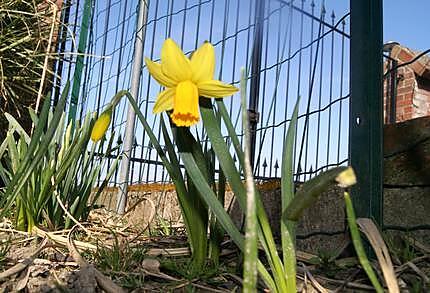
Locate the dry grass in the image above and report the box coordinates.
[0,199,429,292]
[0,0,62,140]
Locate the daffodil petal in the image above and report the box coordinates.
[198,80,239,98]
[161,38,192,82]
[153,88,175,114]
[190,42,215,83]
[145,58,176,88]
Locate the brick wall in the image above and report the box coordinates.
[384,45,430,123]
[415,76,430,117]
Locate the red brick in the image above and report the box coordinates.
[396,94,405,102]
[397,86,413,95]
[398,110,412,120]
[397,49,414,63]
[396,92,414,103]
[404,92,414,101]
[404,106,413,114]
[397,99,412,107]
[398,78,415,88]
[402,71,415,79]
[398,67,407,74]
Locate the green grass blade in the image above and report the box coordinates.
[200,99,286,292]
[117,91,210,270]
[344,192,384,293]
[0,83,69,218]
[25,91,52,159]
[215,99,245,168]
[280,98,300,292]
[200,100,246,208]
[0,162,11,187]
[4,113,31,143]
[178,148,275,291]
[208,148,225,266]
[90,154,121,207]
[28,108,39,126]
[281,98,299,212]
[6,133,20,173]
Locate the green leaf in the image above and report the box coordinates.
[215,99,245,169]
[344,192,384,293]
[6,132,20,174]
[283,166,352,222]
[281,98,300,210]
[178,147,276,290]
[200,99,285,292]
[179,150,242,245]
[114,91,208,271]
[0,82,69,218]
[280,97,300,292]
[172,125,209,271]
[4,113,30,143]
[240,68,258,292]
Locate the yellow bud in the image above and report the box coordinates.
[336,167,357,188]
[91,108,112,142]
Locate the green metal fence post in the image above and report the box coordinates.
[349,0,383,226]
[248,0,265,170]
[67,0,92,124]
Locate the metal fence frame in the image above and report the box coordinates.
[349,0,383,225]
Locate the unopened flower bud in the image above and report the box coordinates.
[91,108,112,142]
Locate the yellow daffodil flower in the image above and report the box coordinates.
[91,108,112,142]
[145,38,238,127]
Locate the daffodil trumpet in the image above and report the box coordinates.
[145,38,238,127]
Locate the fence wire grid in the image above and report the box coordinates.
[54,0,351,188]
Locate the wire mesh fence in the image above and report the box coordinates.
[47,0,430,245]
[54,0,351,187]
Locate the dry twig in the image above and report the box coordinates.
[300,262,329,293]
[357,218,400,293]
[32,226,96,251]
[67,225,125,293]
[0,237,49,281]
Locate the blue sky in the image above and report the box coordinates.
[383,0,429,52]
[325,0,429,51]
